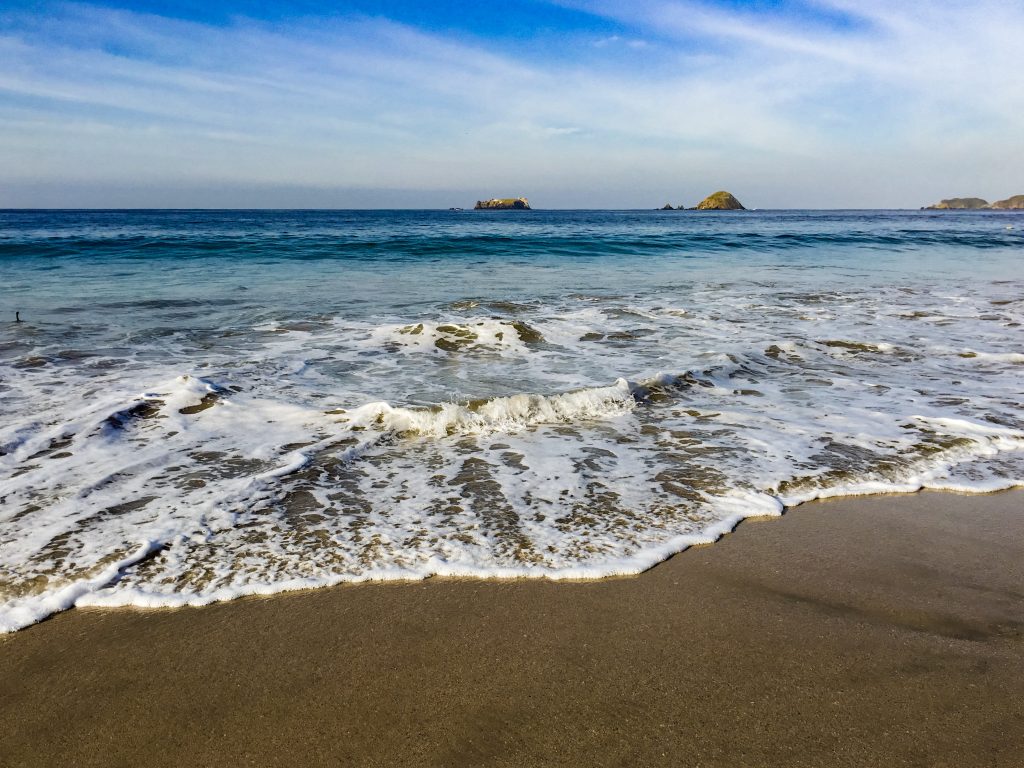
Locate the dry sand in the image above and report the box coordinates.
[1,490,1022,767]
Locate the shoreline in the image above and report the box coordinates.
[8,484,1021,631]
[2,488,1023,766]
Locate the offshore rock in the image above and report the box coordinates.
[990,195,1024,210]
[691,191,745,210]
[660,203,675,210]
[474,198,531,210]
[924,198,989,210]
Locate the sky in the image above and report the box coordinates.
[1,0,1022,208]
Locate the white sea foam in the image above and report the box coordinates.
[0,541,161,634]
[2,277,1023,633]
[339,378,637,438]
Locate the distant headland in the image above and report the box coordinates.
[474,197,531,210]
[923,195,1024,210]
[659,191,746,211]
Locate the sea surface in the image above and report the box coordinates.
[1,209,1022,632]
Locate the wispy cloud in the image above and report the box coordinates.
[0,1,1021,207]
[561,0,1024,131]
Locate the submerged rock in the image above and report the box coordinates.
[691,191,745,210]
[474,197,531,210]
[990,195,1024,210]
[924,197,989,210]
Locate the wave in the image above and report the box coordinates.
[3,225,1020,261]
[2,359,1022,634]
[339,378,638,438]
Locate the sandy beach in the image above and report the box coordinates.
[2,489,1022,767]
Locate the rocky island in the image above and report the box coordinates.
[924,198,989,210]
[474,197,531,210]
[923,195,1023,210]
[990,195,1024,210]
[657,191,747,210]
[692,191,745,210]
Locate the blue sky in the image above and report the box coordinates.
[2,0,1022,208]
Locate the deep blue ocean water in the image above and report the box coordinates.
[1,209,1022,631]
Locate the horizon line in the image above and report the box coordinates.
[2,207,1006,213]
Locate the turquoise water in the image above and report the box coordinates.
[1,209,1022,631]
[3,210,1021,314]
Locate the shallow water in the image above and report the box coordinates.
[1,209,1022,631]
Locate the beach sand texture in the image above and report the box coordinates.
[2,490,1022,767]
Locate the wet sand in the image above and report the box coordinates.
[1,490,1022,767]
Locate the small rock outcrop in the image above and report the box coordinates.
[474,197,531,210]
[660,203,675,210]
[990,195,1024,210]
[691,191,745,210]
[924,198,989,210]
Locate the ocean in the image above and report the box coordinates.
[1,209,1021,632]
